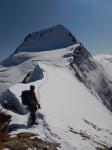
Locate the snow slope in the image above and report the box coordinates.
[0,25,112,149]
[4,62,112,150]
[0,48,112,149]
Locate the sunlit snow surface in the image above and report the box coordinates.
[0,46,112,149]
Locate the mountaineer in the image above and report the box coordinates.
[21,85,41,126]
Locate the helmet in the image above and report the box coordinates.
[30,85,35,90]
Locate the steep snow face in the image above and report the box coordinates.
[70,44,112,112]
[14,24,77,54]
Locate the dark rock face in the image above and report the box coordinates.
[70,43,112,112]
[14,24,77,54]
[0,110,11,132]
[70,44,98,83]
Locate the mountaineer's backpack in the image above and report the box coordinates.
[21,90,29,105]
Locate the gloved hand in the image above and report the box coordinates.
[38,103,41,109]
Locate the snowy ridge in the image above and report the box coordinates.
[0,25,112,149]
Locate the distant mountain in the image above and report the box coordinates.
[14,24,77,54]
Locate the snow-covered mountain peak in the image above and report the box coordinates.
[14,24,77,54]
[0,25,112,149]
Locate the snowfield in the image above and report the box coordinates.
[1,50,112,149]
[0,25,112,149]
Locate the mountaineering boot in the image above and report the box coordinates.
[31,120,38,126]
[31,122,38,127]
[34,122,38,125]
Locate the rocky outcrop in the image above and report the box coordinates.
[22,64,44,83]
[0,110,60,150]
[0,132,60,150]
[0,110,11,132]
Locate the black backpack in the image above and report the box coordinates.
[21,90,29,105]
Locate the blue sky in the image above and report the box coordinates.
[0,0,112,59]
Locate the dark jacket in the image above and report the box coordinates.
[27,90,40,112]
